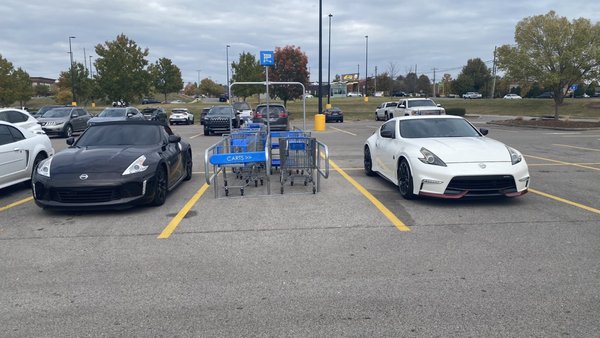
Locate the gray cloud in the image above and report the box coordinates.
[1,0,598,85]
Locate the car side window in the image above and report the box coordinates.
[6,110,28,123]
[8,125,25,141]
[380,121,396,139]
[0,125,14,145]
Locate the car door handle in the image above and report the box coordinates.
[13,148,22,152]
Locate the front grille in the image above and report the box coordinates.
[418,110,443,115]
[50,183,143,203]
[445,175,517,196]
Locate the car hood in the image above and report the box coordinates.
[88,116,126,124]
[51,146,155,174]
[37,117,68,123]
[407,137,511,163]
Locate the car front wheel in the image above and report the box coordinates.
[398,160,415,199]
[151,167,168,206]
[184,152,192,181]
[364,146,375,176]
[63,124,73,138]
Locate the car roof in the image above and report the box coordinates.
[390,115,463,122]
[88,120,166,127]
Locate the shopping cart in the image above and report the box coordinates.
[279,136,317,194]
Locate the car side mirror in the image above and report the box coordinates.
[437,104,442,107]
[480,128,489,135]
[127,112,134,118]
[71,113,78,118]
[66,137,75,145]
[168,135,181,143]
[380,129,393,138]
[399,105,405,108]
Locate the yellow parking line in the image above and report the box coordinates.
[158,183,210,239]
[529,188,600,216]
[528,163,600,167]
[0,196,33,212]
[525,154,600,171]
[329,159,410,232]
[553,144,600,152]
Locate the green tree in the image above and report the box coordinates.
[375,72,393,95]
[149,57,183,101]
[405,73,418,93]
[455,58,492,96]
[231,52,264,100]
[199,78,224,97]
[34,84,51,97]
[586,81,598,96]
[497,11,600,118]
[0,54,16,106]
[13,67,33,107]
[269,46,309,106]
[57,63,94,105]
[94,34,151,103]
[416,74,431,96]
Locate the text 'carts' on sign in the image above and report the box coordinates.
[260,51,274,66]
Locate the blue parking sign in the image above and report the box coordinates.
[260,51,274,66]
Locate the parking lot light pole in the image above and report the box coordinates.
[364,35,368,101]
[226,45,231,103]
[68,36,76,105]
[327,13,332,107]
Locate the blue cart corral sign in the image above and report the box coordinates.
[260,51,274,66]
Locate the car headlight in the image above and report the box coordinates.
[122,155,149,175]
[507,146,522,165]
[418,147,447,166]
[37,157,53,177]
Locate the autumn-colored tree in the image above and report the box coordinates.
[269,46,309,106]
[497,11,600,118]
[183,82,197,96]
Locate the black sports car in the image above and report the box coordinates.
[32,120,193,209]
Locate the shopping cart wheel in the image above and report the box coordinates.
[304,180,307,186]
[260,179,264,186]
[291,180,294,186]
[280,186,284,194]
[241,188,244,196]
[225,188,229,196]
[224,180,228,187]
[254,180,258,187]
[312,187,316,194]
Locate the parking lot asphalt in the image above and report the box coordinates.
[1,118,599,337]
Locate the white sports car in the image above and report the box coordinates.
[363,116,530,199]
[0,121,54,190]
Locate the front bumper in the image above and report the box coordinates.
[412,160,530,198]
[32,171,158,209]
[41,124,66,134]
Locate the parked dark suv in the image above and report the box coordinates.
[36,106,92,137]
[203,106,242,135]
[252,104,289,131]
[141,107,167,123]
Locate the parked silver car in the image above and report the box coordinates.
[36,106,91,137]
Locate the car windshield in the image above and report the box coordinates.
[256,106,284,114]
[142,109,157,114]
[208,106,233,116]
[171,109,187,114]
[233,102,251,110]
[399,118,481,138]
[76,124,162,146]
[98,108,127,117]
[406,99,437,108]
[41,108,71,118]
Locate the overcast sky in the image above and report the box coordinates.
[1,0,599,86]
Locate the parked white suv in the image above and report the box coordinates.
[394,98,445,116]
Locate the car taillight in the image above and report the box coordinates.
[278,112,288,118]
[255,112,264,118]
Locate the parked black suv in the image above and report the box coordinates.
[252,104,289,131]
[141,107,167,123]
[203,106,242,135]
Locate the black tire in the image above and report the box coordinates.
[151,167,168,206]
[183,152,192,181]
[63,124,73,138]
[204,127,209,136]
[28,153,46,188]
[398,160,416,200]
[375,113,379,121]
[339,117,343,123]
[169,122,173,126]
[384,113,389,121]
[364,146,375,176]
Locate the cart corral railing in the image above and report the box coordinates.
[204,130,329,197]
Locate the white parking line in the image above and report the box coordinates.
[330,126,357,136]
[189,133,204,139]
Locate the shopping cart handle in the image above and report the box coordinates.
[209,151,266,165]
